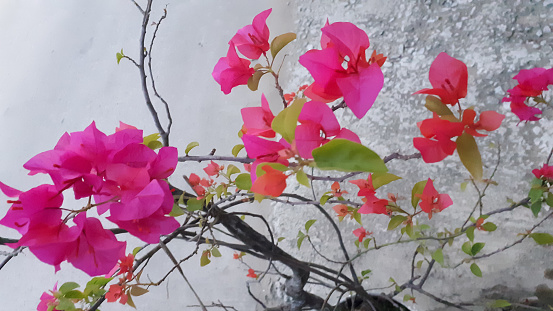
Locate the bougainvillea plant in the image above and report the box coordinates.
[1,2,553,310]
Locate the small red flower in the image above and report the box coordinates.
[247,268,258,279]
[333,204,349,217]
[353,227,372,242]
[106,284,128,305]
[416,179,453,219]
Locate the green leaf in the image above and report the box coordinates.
[456,132,483,181]
[471,242,485,255]
[363,238,370,249]
[126,293,136,308]
[200,251,211,266]
[462,241,472,256]
[211,247,222,257]
[546,192,553,207]
[59,282,80,294]
[312,139,387,173]
[432,248,444,266]
[296,170,311,188]
[466,226,475,242]
[186,198,205,212]
[388,215,407,230]
[361,269,372,277]
[185,142,199,155]
[424,96,454,116]
[304,219,316,232]
[169,203,185,217]
[235,173,252,191]
[530,233,553,245]
[143,133,163,150]
[271,98,306,143]
[352,211,362,225]
[470,263,482,277]
[319,194,332,205]
[63,290,85,299]
[270,32,297,58]
[411,180,428,209]
[297,231,306,249]
[56,298,75,311]
[232,144,244,157]
[460,181,468,191]
[132,247,142,256]
[247,70,266,91]
[529,187,544,203]
[277,237,285,243]
[489,299,511,308]
[130,285,149,297]
[116,49,124,64]
[372,172,401,189]
[226,164,241,176]
[405,223,414,238]
[531,200,542,217]
[416,260,423,269]
[481,222,497,232]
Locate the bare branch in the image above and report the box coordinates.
[179,155,254,164]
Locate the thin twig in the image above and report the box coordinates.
[130,0,145,14]
[159,241,207,311]
[148,6,172,145]
[0,247,23,271]
[138,0,169,146]
[179,155,254,164]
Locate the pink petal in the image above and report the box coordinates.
[298,101,340,136]
[336,63,384,118]
[476,111,505,131]
[321,22,370,63]
[413,137,450,163]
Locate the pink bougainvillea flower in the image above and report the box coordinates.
[414,52,468,106]
[37,283,60,311]
[533,164,553,181]
[330,181,348,197]
[212,42,255,94]
[353,227,372,242]
[106,284,128,304]
[203,161,223,177]
[241,94,275,138]
[250,165,288,197]
[115,121,138,132]
[461,109,505,137]
[413,115,464,163]
[229,9,272,60]
[295,101,361,158]
[241,134,292,181]
[299,22,384,119]
[358,195,389,215]
[350,175,389,215]
[246,268,258,279]
[333,204,350,217]
[416,179,453,219]
[502,67,553,122]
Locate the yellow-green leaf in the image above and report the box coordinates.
[186,198,204,212]
[411,180,428,209]
[169,203,185,217]
[432,248,444,266]
[456,132,483,180]
[296,170,311,187]
[470,263,482,277]
[235,173,252,191]
[270,32,297,59]
[143,133,163,150]
[226,164,241,176]
[130,285,149,296]
[489,300,511,308]
[200,251,211,266]
[372,172,401,189]
[388,215,407,230]
[312,139,387,173]
[304,219,316,232]
[271,98,306,143]
[247,71,266,91]
[185,141,200,155]
[530,233,553,245]
[424,96,454,116]
[232,144,244,157]
[211,247,222,257]
[116,49,124,64]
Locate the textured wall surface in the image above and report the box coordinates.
[1,0,552,310]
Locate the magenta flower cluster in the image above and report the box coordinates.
[0,122,179,276]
